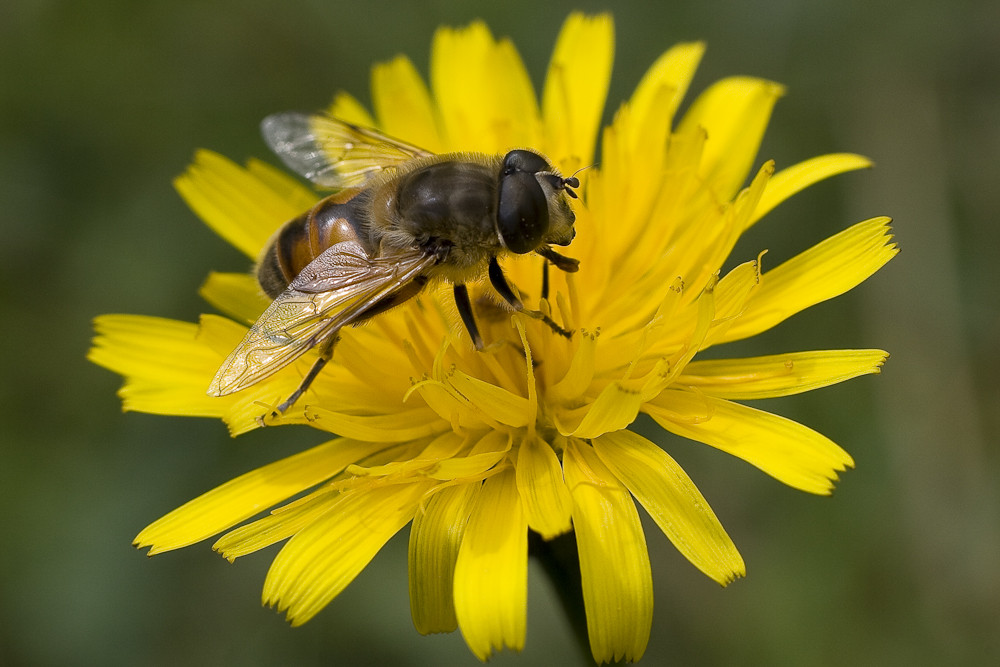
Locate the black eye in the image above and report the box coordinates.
[497,154,549,254]
[501,149,551,176]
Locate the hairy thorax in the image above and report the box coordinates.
[369,155,506,280]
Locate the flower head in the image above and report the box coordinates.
[90,13,897,664]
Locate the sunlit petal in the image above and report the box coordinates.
[454,469,527,660]
[565,440,652,663]
[678,76,785,201]
[749,153,873,229]
[719,217,898,343]
[593,430,744,584]
[515,435,573,539]
[647,389,854,494]
[680,349,889,399]
[372,55,443,152]
[173,150,304,258]
[264,480,434,625]
[136,438,391,554]
[542,12,614,170]
[198,272,268,325]
[89,314,222,416]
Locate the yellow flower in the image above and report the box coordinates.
[89,13,897,664]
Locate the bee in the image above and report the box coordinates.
[208,112,582,415]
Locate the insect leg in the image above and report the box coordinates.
[488,257,573,339]
[536,244,579,300]
[535,245,580,273]
[541,260,550,301]
[453,284,484,350]
[272,334,341,415]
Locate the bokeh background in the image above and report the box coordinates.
[3,0,998,664]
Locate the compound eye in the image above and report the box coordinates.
[501,149,551,176]
[497,170,548,254]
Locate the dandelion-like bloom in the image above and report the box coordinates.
[89,13,897,664]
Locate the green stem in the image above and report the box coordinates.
[529,530,593,663]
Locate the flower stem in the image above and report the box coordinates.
[529,530,594,664]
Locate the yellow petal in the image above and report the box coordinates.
[213,484,339,560]
[264,480,434,625]
[173,150,304,258]
[134,438,390,554]
[677,76,785,201]
[718,217,899,344]
[748,153,873,229]
[330,326,414,396]
[700,257,762,348]
[431,21,538,151]
[212,441,423,562]
[680,349,889,399]
[494,38,543,147]
[345,433,470,480]
[514,436,573,539]
[425,430,510,481]
[563,381,644,439]
[454,468,527,660]
[641,274,717,397]
[646,389,854,494]
[512,317,540,429]
[448,369,530,428]
[547,329,597,404]
[408,482,478,634]
[590,41,705,267]
[665,160,771,304]
[729,158,775,242]
[195,312,245,358]
[564,440,652,663]
[246,158,319,213]
[304,406,450,441]
[593,431,744,584]
[372,55,443,151]
[427,451,506,481]
[198,272,268,326]
[325,90,376,126]
[90,315,209,381]
[413,380,493,431]
[430,21,492,149]
[627,41,705,150]
[89,314,223,417]
[347,431,464,478]
[542,12,614,169]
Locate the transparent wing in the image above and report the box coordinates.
[209,240,435,396]
[261,112,433,189]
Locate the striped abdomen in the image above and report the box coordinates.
[256,190,372,298]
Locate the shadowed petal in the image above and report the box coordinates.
[409,483,478,634]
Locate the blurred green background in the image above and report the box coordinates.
[3,0,998,664]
